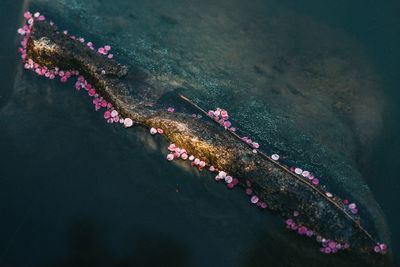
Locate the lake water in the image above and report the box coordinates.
[0,0,399,266]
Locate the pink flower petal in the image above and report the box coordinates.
[24,11,32,19]
[348,203,357,209]
[252,142,259,149]
[223,121,232,128]
[294,168,303,175]
[17,28,26,35]
[225,176,233,184]
[168,144,177,151]
[218,171,227,178]
[123,118,133,127]
[271,154,279,160]
[88,89,96,96]
[104,110,111,119]
[286,219,294,226]
[110,110,118,117]
[250,195,259,204]
[150,127,157,135]
[298,226,307,235]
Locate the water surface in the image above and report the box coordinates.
[0,0,399,266]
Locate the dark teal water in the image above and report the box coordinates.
[0,0,399,266]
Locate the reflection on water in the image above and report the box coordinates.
[0,0,399,266]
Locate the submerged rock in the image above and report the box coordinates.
[20,14,391,264]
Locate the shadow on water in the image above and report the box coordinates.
[0,0,23,110]
[43,218,191,267]
[44,219,392,267]
[242,232,391,267]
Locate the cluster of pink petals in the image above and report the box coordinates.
[290,166,321,186]
[23,11,45,23]
[167,143,189,161]
[164,143,243,191]
[286,218,349,254]
[214,171,239,189]
[241,136,259,152]
[289,165,362,214]
[285,218,314,238]
[191,157,206,169]
[207,107,262,154]
[347,202,359,214]
[61,31,113,59]
[22,57,75,81]
[318,238,349,254]
[245,180,252,195]
[18,11,135,130]
[242,180,267,208]
[103,109,124,124]
[93,96,111,110]
[74,74,131,126]
[208,108,236,132]
[167,107,175,113]
[255,200,267,209]
[51,18,113,59]
[97,45,113,59]
[150,127,164,135]
[18,12,37,66]
[373,243,388,255]
[165,144,212,171]
[191,113,203,119]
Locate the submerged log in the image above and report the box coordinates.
[22,16,389,261]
